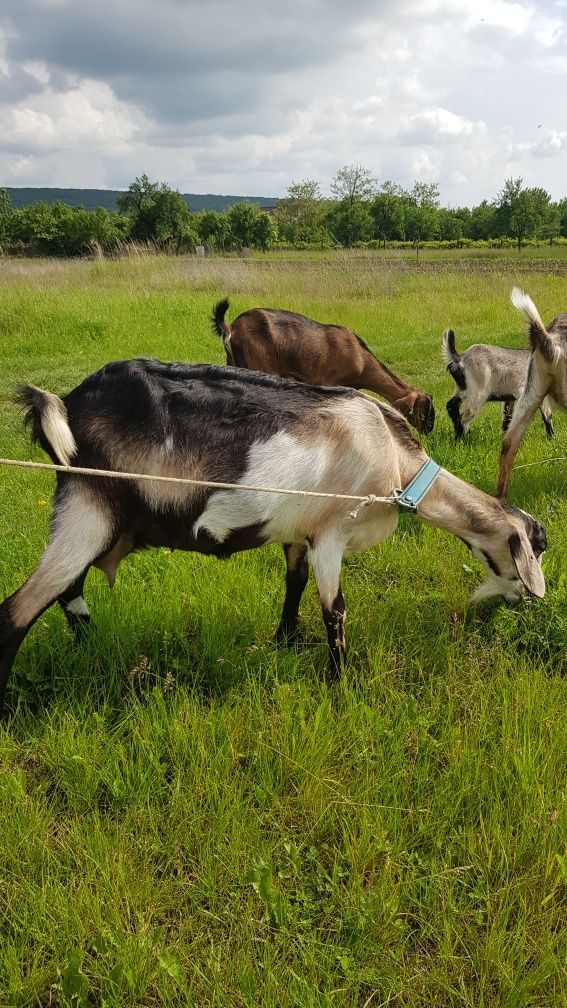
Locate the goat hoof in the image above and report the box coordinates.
[275,625,319,648]
[323,665,343,685]
[66,613,93,644]
[275,624,299,646]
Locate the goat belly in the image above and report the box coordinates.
[191,519,269,557]
[128,509,269,557]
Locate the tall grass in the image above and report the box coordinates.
[0,250,566,1007]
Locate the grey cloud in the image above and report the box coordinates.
[0,65,44,102]
[1,0,384,124]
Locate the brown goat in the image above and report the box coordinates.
[212,299,435,434]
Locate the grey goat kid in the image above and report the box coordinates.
[0,360,547,713]
[496,288,567,499]
[443,329,554,441]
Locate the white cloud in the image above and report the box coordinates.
[451,170,470,185]
[400,107,487,144]
[4,154,36,180]
[460,0,532,34]
[409,149,442,178]
[532,130,567,157]
[3,80,140,154]
[7,108,56,148]
[532,14,564,47]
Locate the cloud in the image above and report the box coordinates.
[0,0,566,201]
[532,130,567,158]
[2,80,140,155]
[399,107,487,145]
[462,0,532,35]
[1,0,380,123]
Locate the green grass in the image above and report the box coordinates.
[0,250,566,1007]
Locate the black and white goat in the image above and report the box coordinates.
[496,288,567,499]
[443,329,554,441]
[0,359,547,711]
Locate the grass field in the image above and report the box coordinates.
[0,249,566,1007]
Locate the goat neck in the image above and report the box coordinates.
[412,468,546,602]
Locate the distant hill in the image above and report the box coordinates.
[4,187,280,213]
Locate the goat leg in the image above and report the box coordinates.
[275,543,309,644]
[496,398,541,499]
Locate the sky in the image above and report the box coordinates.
[1,0,566,206]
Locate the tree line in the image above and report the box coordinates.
[1,167,567,257]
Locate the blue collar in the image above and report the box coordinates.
[393,457,441,512]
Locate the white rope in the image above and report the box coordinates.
[0,457,397,517]
[513,455,567,470]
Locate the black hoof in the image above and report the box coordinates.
[275,625,320,648]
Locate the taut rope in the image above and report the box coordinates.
[0,457,398,517]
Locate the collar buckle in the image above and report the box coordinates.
[394,457,441,513]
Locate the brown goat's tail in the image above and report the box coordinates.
[442,329,466,390]
[510,287,558,365]
[211,298,234,363]
[211,298,230,340]
[14,384,76,466]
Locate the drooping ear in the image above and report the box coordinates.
[391,393,413,418]
[508,532,546,598]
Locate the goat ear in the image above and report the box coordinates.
[508,533,545,598]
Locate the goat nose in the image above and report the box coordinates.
[416,408,434,434]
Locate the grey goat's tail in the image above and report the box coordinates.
[442,329,466,390]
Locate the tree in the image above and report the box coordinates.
[326,198,373,247]
[253,211,278,252]
[10,201,127,255]
[10,202,57,251]
[117,174,162,241]
[330,162,377,204]
[558,197,567,238]
[402,182,441,249]
[411,182,440,206]
[529,188,560,245]
[153,189,197,253]
[8,201,130,256]
[452,206,473,238]
[89,207,131,251]
[494,178,543,251]
[437,209,464,243]
[197,210,232,251]
[274,179,325,244]
[198,210,221,243]
[467,200,498,240]
[369,187,406,245]
[0,188,11,244]
[327,163,377,248]
[117,174,194,250]
[50,204,94,255]
[226,202,261,248]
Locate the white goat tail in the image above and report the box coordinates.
[510,287,544,329]
[37,395,77,465]
[16,385,77,466]
[510,286,560,366]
